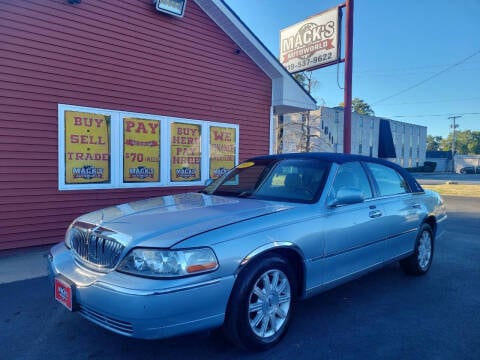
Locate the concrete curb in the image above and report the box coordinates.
[0,245,52,284]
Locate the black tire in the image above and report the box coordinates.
[223,255,296,351]
[400,223,434,275]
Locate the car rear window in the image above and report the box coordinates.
[366,162,410,196]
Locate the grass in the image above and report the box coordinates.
[422,184,480,197]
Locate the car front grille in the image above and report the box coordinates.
[79,305,134,335]
[70,226,125,270]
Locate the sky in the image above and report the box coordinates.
[224,0,480,138]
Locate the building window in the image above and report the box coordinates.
[58,104,238,190]
[209,126,236,179]
[170,122,202,182]
[63,110,112,185]
[123,117,161,183]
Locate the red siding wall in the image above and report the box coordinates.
[0,0,272,250]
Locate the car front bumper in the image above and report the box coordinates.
[48,243,235,339]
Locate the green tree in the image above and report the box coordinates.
[426,135,443,151]
[469,131,480,154]
[339,98,375,116]
[440,130,480,154]
[292,71,317,93]
[293,72,308,89]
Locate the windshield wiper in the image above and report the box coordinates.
[237,191,254,198]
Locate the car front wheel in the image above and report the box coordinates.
[223,255,296,351]
[400,223,434,275]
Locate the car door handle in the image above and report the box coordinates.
[369,210,382,218]
[411,203,422,209]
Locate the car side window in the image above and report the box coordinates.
[329,162,373,200]
[366,162,409,196]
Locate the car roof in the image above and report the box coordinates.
[247,152,424,193]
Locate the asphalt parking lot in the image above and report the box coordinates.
[0,196,478,360]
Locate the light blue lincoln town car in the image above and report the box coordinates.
[49,152,447,350]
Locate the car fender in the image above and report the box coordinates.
[238,241,305,271]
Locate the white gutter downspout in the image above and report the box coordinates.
[269,105,275,154]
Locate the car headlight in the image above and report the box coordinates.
[118,247,219,278]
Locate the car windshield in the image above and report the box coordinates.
[202,158,329,203]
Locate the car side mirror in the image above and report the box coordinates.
[328,187,365,207]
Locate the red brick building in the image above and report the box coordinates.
[0,0,315,250]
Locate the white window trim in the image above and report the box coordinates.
[58,104,239,190]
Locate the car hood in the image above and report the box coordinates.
[74,192,293,248]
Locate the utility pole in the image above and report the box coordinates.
[448,115,461,173]
[343,0,354,153]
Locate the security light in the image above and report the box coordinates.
[154,0,187,18]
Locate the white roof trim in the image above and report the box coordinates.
[194,0,317,114]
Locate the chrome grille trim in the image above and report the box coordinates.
[70,224,125,270]
[79,305,134,335]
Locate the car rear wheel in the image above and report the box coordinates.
[400,223,434,275]
[223,255,296,351]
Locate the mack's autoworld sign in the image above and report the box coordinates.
[280,6,340,73]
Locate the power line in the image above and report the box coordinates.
[390,112,480,118]
[372,49,480,105]
[378,96,480,107]
[351,67,480,78]
[320,59,480,75]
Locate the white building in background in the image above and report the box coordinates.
[279,107,427,168]
[388,118,428,168]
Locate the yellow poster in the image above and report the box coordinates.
[170,123,201,182]
[123,118,160,182]
[65,111,110,184]
[209,127,236,179]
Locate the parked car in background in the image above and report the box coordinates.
[49,153,447,351]
[459,166,480,174]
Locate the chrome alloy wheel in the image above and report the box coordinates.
[247,269,292,338]
[418,230,432,270]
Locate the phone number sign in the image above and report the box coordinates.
[280,6,340,73]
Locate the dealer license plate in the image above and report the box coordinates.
[54,276,75,311]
